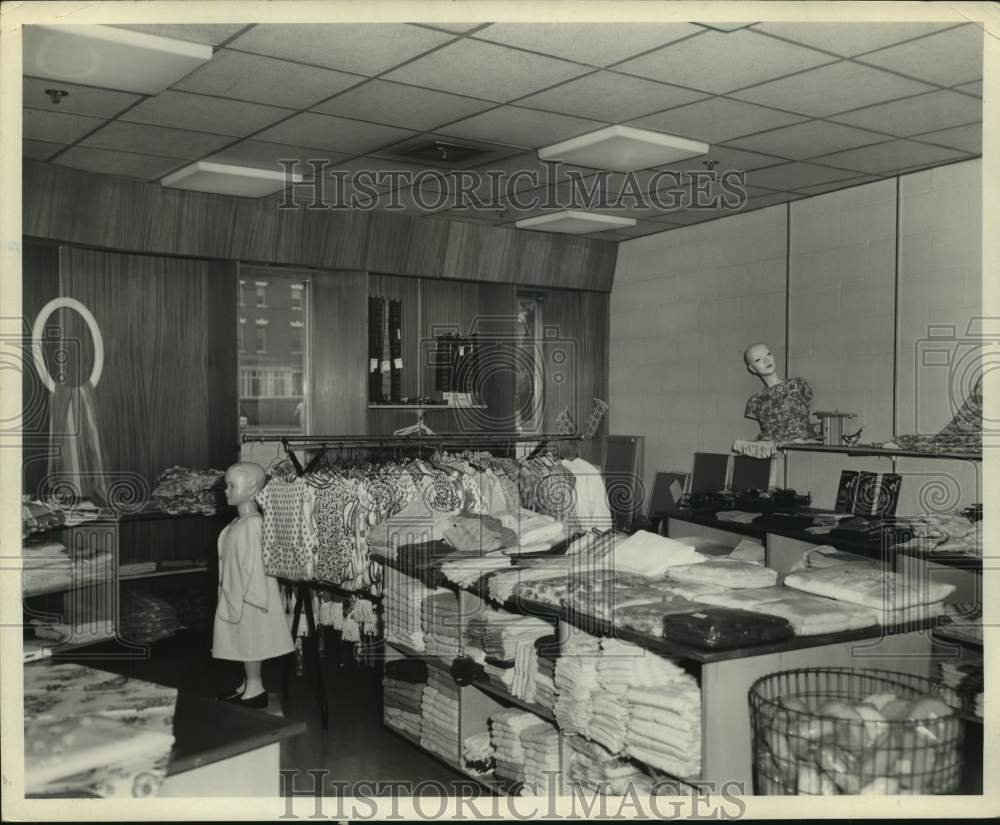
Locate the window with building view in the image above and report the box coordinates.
[238,268,309,436]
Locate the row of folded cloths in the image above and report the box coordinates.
[422,590,463,662]
[384,659,428,739]
[462,731,495,776]
[383,563,436,651]
[21,541,72,593]
[420,669,461,762]
[486,529,622,606]
[464,609,554,702]
[566,735,699,796]
[553,630,601,737]
[489,709,544,786]
[533,635,559,712]
[521,721,562,796]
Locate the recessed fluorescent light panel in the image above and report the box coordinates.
[161,161,302,198]
[538,125,709,173]
[23,24,212,95]
[515,211,637,234]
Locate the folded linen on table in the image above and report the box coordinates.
[783,565,955,610]
[626,745,698,779]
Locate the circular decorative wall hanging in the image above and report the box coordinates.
[31,297,104,393]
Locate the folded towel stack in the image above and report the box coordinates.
[384,659,427,738]
[440,554,513,587]
[420,669,461,761]
[520,721,561,796]
[489,709,541,785]
[462,730,495,775]
[554,631,601,736]
[465,609,554,702]
[625,684,702,778]
[566,734,652,796]
[697,586,880,635]
[534,641,558,711]
[384,565,435,651]
[21,542,72,594]
[422,590,463,662]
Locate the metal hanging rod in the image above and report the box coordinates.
[241,432,581,446]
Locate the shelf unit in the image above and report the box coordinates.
[379,553,946,793]
[778,443,982,462]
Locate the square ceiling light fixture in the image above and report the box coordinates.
[515,210,637,235]
[161,161,302,198]
[23,24,212,95]
[538,125,709,173]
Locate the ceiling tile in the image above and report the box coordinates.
[614,30,834,95]
[208,139,349,172]
[731,61,933,117]
[911,123,982,155]
[747,192,804,208]
[23,139,66,161]
[23,77,141,118]
[121,90,292,137]
[54,146,186,180]
[462,151,598,191]
[79,121,233,159]
[954,80,982,98]
[228,24,455,75]
[792,175,882,196]
[471,22,701,67]
[312,79,494,131]
[255,112,417,154]
[725,120,890,161]
[439,106,606,150]
[812,139,967,175]
[328,156,440,192]
[629,96,806,144]
[666,144,787,174]
[173,49,363,109]
[829,89,982,137]
[517,71,706,123]
[381,39,591,102]
[109,24,247,46]
[744,161,860,191]
[594,220,671,238]
[859,24,982,87]
[23,108,103,143]
[750,22,956,57]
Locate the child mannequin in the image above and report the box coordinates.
[212,462,294,708]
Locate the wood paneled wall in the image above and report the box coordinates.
[24,160,618,292]
[30,246,239,492]
[539,289,611,465]
[310,270,368,436]
[22,241,61,497]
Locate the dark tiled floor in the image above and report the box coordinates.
[64,628,470,796]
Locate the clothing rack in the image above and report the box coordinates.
[253,431,580,732]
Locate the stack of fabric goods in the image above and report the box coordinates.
[696,586,880,636]
[895,512,981,557]
[465,609,554,702]
[151,466,223,515]
[440,553,513,588]
[443,514,519,554]
[21,541,72,594]
[422,591,463,662]
[610,531,707,577]
[72,543,115,581]
[120,589,181,644]
[489,709,540,786]
[119,561,157,578]
[384,564,435,651]
[521,720,562,795]
[420,669,461,762]
[664,558,778,589]
[937,655,983,719]
[22,500,66,537]
[462,731,494,776]
[383,659,427,740]
[626,681,702,779]
[24,663,177,798]
[554,631,601,736]
[613,592,705,637]
[783,564,955,624]
[533,634,559,712]
[567,735,656,795]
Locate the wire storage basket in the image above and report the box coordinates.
[749,667,964,795]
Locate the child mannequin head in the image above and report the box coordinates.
[224,462,266,512]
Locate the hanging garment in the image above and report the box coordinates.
[389,298,402,402]
[561,457,612,531]
[47,383,111,505]
[212,514,295,662]
[257,476,317,580]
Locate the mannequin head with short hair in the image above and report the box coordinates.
[224,462,266,514]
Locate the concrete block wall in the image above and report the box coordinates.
[610,205,787,505]
[610,159,981,515]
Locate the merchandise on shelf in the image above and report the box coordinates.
[384,659,427,740]
[422,590,463,662]
[21,541,72,593]
[384,564,434,651]
[121,589,181,644]
[664,558,778,589]
[463,608,553,702]
[696,588,878,637]
[893,512,981,557]
[489,709,541,785]
[521,721,561,796]
[151,465,224,516]
[783,565,955,612]
[462,731,494,776]
[420,669,461,762]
